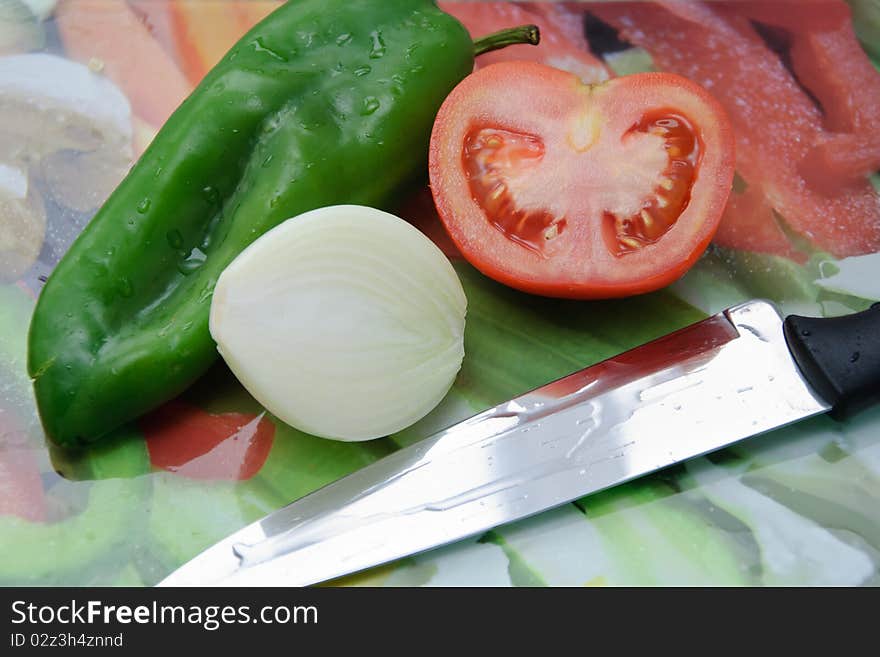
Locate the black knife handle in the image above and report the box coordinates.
[783,303,880,421]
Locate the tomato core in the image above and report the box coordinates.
[463,111,700,259]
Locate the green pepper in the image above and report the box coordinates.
[27,0,537,446]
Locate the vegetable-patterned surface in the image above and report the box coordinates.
[1,0,879,586]
[29,0,480,448]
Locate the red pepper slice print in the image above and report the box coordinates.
[715,185,805,262]
[141,399,274,481]
[716,0,880,190]
[788,23,880,188]
[0,412,47,521]
[716,0,850,33]
[588,1,880,259]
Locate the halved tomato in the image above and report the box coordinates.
[429,62,735,299]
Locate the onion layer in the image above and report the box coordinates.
[210,205,467,441]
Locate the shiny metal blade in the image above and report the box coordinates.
[158,300,829,587]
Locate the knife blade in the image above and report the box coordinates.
[158,299,880,586]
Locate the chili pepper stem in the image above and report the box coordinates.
[473,24,541,57]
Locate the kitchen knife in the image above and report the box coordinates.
[158,300,880,587]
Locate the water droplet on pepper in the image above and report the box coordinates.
[360,97,380,115]
[166,229,183,250]
[252,37,288,62]
[202,186,220,206]
[178,247,207,275]
[117,277,133,298]
[369,31,386,59]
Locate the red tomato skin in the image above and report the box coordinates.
[141,400,274,481]
[591,1,880,259]
[429,62,735,300]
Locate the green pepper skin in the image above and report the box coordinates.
[28,0,474,446]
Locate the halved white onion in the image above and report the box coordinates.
[210,205,467,442]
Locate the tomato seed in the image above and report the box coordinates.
[463,127,561,254]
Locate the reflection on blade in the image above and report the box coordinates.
[158,300,829,587]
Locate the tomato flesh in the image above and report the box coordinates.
[463,110,701,259]
[430,62,735,299]
[464,127,555,253]
[609,112,699,254]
